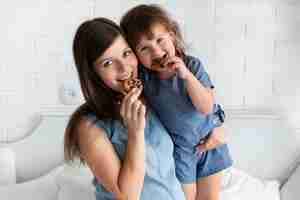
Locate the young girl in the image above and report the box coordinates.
[64,17,185,199]
[121,4,233,200]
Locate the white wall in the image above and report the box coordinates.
[0,0,299,143]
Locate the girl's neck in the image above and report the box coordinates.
[157,69,176,80]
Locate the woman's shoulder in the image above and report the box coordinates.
[81,112,115,138]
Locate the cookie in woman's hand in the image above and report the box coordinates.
[122,78,143,94]
[116,78,143,104]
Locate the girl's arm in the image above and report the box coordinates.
[184,70,214,114]
[79,88,146,200]
[166,56,214,115]
[196,124,227,153]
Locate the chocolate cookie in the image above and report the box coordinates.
[122,78,142,94]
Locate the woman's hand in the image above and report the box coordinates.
[196,125,227,154]
[120,87,146,136]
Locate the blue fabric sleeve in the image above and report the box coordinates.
[185,56,214,89]
[85,114,113,139]
[215,104,226,123]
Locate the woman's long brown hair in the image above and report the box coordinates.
[64,18,124,164]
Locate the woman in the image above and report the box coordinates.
[64,17,185,200]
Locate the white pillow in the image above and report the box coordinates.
[281,164,300,200]
[221,167,280,200]
[0,147,16,185]
[56,162,95,200]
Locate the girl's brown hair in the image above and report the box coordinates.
[120,4,186,58]
[64,18,124,164]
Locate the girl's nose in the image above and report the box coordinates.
[152,45,165,57]
[153,52,168,64]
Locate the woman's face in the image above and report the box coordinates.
[93,36,138,93]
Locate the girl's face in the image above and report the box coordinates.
[93,36,138,93]
[135,23,176,77]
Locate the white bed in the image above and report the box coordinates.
[0,107,300,200]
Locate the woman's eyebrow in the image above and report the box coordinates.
[123,46,131,51]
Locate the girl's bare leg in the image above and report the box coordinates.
[181,182,197,200]
[196,171,222,200]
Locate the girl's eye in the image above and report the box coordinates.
[157,38,164,43]
[140,46,148,52]
[102,60,113,67]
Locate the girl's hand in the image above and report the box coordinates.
[120,87,146,136]
[163,56,191,79]
[196,125,227,154]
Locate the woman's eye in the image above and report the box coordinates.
[103,60,113,67]
[124,49,132,57]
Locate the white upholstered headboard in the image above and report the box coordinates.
[3,106,300,184]
[1,107,71,183]
[225,109,300,183]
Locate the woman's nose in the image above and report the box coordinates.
[117,60,130,73]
